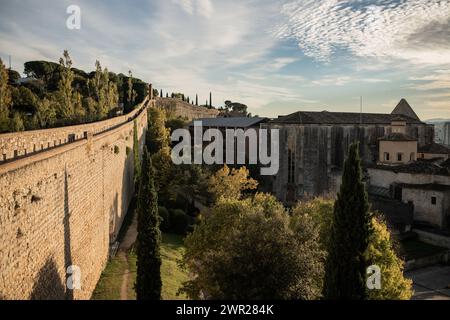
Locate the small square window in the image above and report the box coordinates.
[431,196,437,205]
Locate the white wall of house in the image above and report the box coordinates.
[402,188,446,228]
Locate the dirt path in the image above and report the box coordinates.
[118,215,138,300]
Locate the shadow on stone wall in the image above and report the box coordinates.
[63,169,73,300]
[30,257,65,300]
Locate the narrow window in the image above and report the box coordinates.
[384,152,390,161]
[431,196,437,205]
[397,153,403,162]
[288,149,295,183]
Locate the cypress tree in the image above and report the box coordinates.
[135,147,162,300]
[160,89,162,98]
[195,94,198,106]
[209,92,212,107]
[133,120,141,191]
[323,143,371,300]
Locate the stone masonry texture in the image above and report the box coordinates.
[0,100,150,300]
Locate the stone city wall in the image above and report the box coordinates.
[0,100,150,300]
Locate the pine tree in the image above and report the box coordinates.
[324,143,371,300]
[135,147,162,300]
[57,50,75,120]
[127,70,137,108]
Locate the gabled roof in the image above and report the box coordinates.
[188,117,267,128]
[391,99,421,121]
[269,111,423,125]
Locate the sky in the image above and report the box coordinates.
[1,0,450,120]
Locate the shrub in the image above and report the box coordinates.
[114,145,120,154]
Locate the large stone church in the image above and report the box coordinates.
[262,99,434,204]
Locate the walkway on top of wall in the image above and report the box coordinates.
[0,97,152,167]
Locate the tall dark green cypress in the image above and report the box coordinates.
[133,120,141,192]
[135,147,162,300]
[323,143,371,300]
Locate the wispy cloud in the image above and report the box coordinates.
[1,0,450,119]
[274,0,450,65]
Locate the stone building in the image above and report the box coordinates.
[378,117,418,165]
[187,117,268,164]
[444,122,450,147]
[368,159,450,231]
[263,99,434,204]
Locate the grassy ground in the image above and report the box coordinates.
[91,254,128,300]
[92,233,189,300]
[400,239,447,261]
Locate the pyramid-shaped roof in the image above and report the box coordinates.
[391,99,420,121]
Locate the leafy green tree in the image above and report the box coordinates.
[323,143,372,300]
[10,112,24,132]
[7,69,20,85]
[35,97,57,128]
[57,50,75,120]
[146,107,170,154]
[292,198,334,250]
[208,165,258,203]
[165,117,187,136]
[365,217,413,300]
[292,198,413,300]
[181,193,324,300]
[135,148,162,300]
[88,61,119,120]
[0,58,12,132]
[172,164,211,211]
[24,60,60,90]
[11,86,38,114]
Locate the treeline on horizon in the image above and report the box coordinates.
[0,50,153,134]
